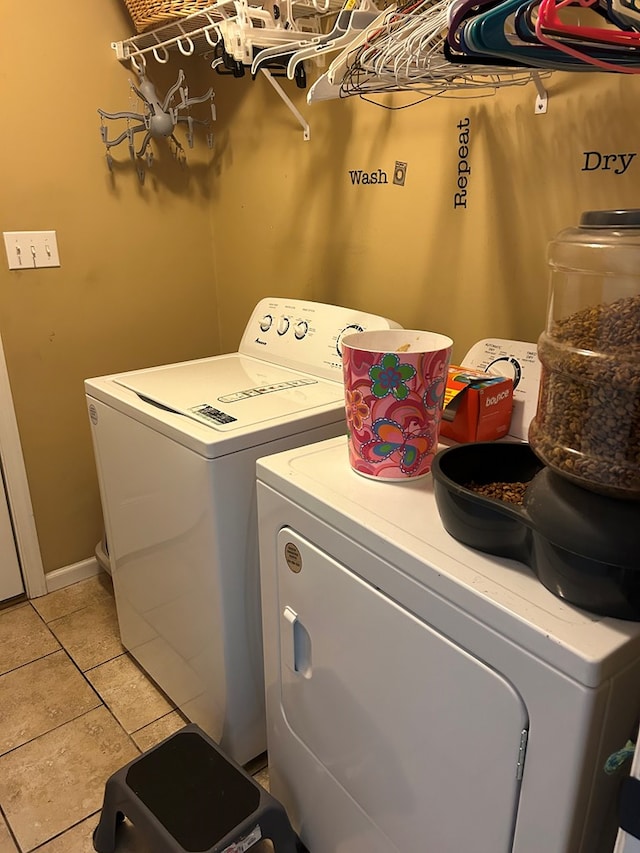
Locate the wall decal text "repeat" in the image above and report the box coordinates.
[454,118,471,209]
[582,151,637,175]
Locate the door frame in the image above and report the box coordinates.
[0,332,46,598]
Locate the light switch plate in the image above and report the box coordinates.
[3,231,60,270]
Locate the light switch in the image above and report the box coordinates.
[3,231,60,270]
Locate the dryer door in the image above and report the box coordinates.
[276,528,528,853]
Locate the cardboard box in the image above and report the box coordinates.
[439,365,514,443]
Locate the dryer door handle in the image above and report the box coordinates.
[282,606,312,677]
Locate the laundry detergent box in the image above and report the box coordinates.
[439,365,514,443]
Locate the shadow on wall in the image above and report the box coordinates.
[269,92,461,322]
[209,64,640,359]
[479,71,640,348]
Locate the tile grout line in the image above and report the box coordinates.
[0,646,62,680]
[0,701,105,762]
[0,802,20,853]
[30,591,185,748]
[27,810,102,853]
[1,579,270,850]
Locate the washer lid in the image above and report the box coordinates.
[114,354,344,432]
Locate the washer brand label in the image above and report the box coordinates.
[284,542,302,573]
[89,404,98,425]
[190,404,237,425]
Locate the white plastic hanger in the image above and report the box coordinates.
[286,0,381,78]
[250,18,326,75]
[307,2,394,95]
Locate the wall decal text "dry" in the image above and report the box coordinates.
[582,151,637,175]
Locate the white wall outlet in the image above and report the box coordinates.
[3,231,60,270]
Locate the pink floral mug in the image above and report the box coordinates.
[342,329,453,480]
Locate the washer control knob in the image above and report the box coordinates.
[259,314,273,332]
[294,320,309,340]
[336,323,364,357]
[277,316,290,336]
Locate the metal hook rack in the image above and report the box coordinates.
[112,2,316,139]
[111,5,230,64]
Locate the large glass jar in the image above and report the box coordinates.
[528,209,640,500]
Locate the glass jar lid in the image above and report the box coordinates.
[580,209,640,228]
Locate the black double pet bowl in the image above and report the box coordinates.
[431,442,640,621]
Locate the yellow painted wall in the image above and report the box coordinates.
[0,3,220,573]
[2,2,640,576]
[211,70,640,359]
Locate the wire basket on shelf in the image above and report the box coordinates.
[122,0,215,32]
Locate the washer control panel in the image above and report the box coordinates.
[239,298,401,382]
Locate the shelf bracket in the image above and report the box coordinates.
[261,69,310,141]
[112,40,130,62]
[532,71,548,115]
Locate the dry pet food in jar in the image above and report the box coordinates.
[528,210,640,500]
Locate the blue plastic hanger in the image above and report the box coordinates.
[461,0,638,67]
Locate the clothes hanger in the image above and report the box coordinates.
[315,2,395,88]
[355,0,431,77]
[459,0,602,67]
[286,0,382,79]
[253,0,382,83]
[446,0,572,73]
[460,0,640,71]
[215,0,326,72]
[383,0,454,80]
[535,0,640,70]
[309,0,551,96]
[348,0,535,91]
[536,0,640,45]
[250,12,328,75]
[514,0,634,43]
[447,0,503,48]
[306,2,393,92]
[610,0,640,29]
[314,1,411,91]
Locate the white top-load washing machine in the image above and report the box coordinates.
[85,297,400,766]
[256,340,640,853]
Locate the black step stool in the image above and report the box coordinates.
[93,723,303,853]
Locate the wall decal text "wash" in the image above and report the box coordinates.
[348,169,389,185]
[582,151,636,174]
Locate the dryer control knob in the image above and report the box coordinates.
[259,314,273,332]
[277,316,290,336]
[294,320,309,340]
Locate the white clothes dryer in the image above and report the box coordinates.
[85,298,400,766]
[256,433,640,852]
[615,726,640,853]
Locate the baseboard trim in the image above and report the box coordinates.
[45,557,102,593]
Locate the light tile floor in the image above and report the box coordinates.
[0,573,270,853]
